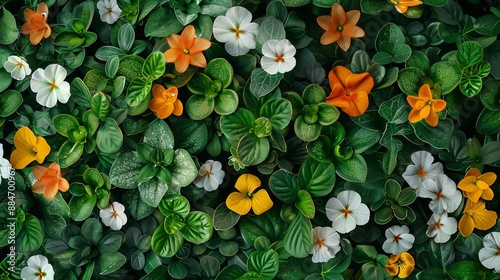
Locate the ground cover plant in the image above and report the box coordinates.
[1,0,500,279]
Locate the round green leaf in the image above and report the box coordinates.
[96,118,123,153]
[317,103,340,126]
[294,115,322,142]
[260,98,292,131]
[152,225,184,258]
[397,67,426,95]
[205,58,234,88]
[15,214,43,253]
[220,108,255,144]
[457,41,484,68]
[143,119,175,150]
[306,135,333,163]
[170,149,198,188]
[214,89,239,116]
[143,51,166,80]
[187,73,212,95]
[237,133,270,166]
[168,261,188,279]
[69,193,97,222]
[159,195,190,218]
[0,90,22,117]
[460,76,483,97]
[429,61,461,95]
[247,249,279,279]
[181,211,213,244]
[186,95,215,120]
[138,178,169,207]
[477,108,500,135]
[299,157,336,197]
[213,203,240,231]
[109,152,142,189]
[269,169,300,203]
[58,140,85,168]
[0,8,18,44]
[126,77,152,107]
[295,190,315,219]
[53,114,80,137]
[335,155,368,183]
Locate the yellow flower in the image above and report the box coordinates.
[226,174,273,215]
[10,126,51,169]
[458,168,496,203]
[390,0,423,14]
[385,252,415,279]
[458,198,497,237]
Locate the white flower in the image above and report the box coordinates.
[100,202,128,230]
[325,190,370,234]
[310,226,341,263]
[479,232,500,274]
[426,212,457,243]
[213,6,259,56]
[20,254,54,280]
[30,64,71,108]
[0,143,12,184]
[3,55,32,80]
[420,175,462,213]
[193,160,225,191]
[97,0,122,24]
[402,151,444,195]
[382,225,415,255]
[260,39,296,75]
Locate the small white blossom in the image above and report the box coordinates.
[402,151,444,195]
[426,212,458,243]
[3,55,32,80]
[260,39,296,75]
[213,6,259,56]
[420,175,462,213]
[325,190,370,234]
[310,226,341,263]
[30,64,71,108]
[193,160,225,191]
[20,255,54,280]
[382,225,415,255]
[0,144,12,184]
[97,0,122,24]
[100,202,128,230]
[479,232,500,274]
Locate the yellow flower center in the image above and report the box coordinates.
[341,207,352,218]
[35,268,47,279]
[345,91,350,96]
[230,26,245,39]
[108,7,113,13]
[496,248,500,256]
[17,62,24,68]
[183,48,190,54]
[434,221,442,229]
[274,54,285,63]
[50,81,58,90]
[435,191,443,198]
[317,239,325,247]
[417,168,426,178]
[112,211,118,218]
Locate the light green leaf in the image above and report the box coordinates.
[283,213,312,258]
[260,98,292,131]
[126,77,152,107]
[247,250,279,279]
[151,225,184,257]
[143,119,175,150]
[237,133,270,166]
[250,68,284,99]
[96,118,123,153]
[143,51,166,80]
[182,211,213,244]
[0,8,18,44]
[295,190,315,218]
[299,158,335,197]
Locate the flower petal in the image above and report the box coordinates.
[226,192,252,215]
[251,189,273,215]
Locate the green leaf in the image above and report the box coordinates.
[477,108,500,135]
[412,119,453,149]
[70,78,92,108]
[392,44,412,63]
[81,218,103,245]
[347,124,382,154]
[138,178,169,207]
[256,16,286,52]
[69,193,97,221]
[416,268,446,279]
[214,89,239,116]
[118,55,145,81]
[294,116,322,142]
[169,117,208,154]
[360,0,393,14]
[126,77,152,107]
[295,190,315,218]
[216,264,246,280]
[118,23,135,52]
[182,211,213,244]
[91,92,111,121]
[298,158,335,197]
[58,141,85,168]
[0,8,18,44]
[96,118,123,153]
[169,149,198,188]
[109,151,142,189]
[96,252,127,275]
[352,245,377,263]
[15,214,43,253]
[0,90,22,117]
[378,94,410,124]
[260,98,292,131]
[239,208,286,245]
[0,69,11,93]
[145,7,184,37]
[105,55,120,79]
[213,203,240,231]
[283,213,312,258]
[269,170,300,203]
[397,188,417,206]
[205,58,233,88]
[186,95,215,120]
[457,41,484,68]
[375,23,406,52]
[220,109,255,144]
[460,76,483,97]
[74,0,94,31]
[168,261,188,279]
[429,61,462,95]
[237,133,270,166]
[53,114,80,137]
[335,155,368,183]
[143,119,175,150]
[152,226,184,257]
[159,195,190,218]
[187,73,212,95]
[200,255,221,278]
[247,250,279,279]
[397,67,426,95]
[474,15,500,36]
[249,68,284,99]
[143,51,166,80]
[123,189,156,221]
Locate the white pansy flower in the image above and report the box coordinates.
[193,160,225,191]
[420,175,462,213]
[213,6,259,56]
[402,151,444,195]
[479,232,500,274]
[3,55,32,80]
[382,225,415,255]
[260,39,296,75]
[0,144,12,184]
[97,0,122,24]
[325,190,370,234]
[310,226,341,263]
[100,202,128,230]
[30,64,71,108]
[426,212,458,243]
[20,254,54,280]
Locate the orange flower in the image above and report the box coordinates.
[33,162,69,200]
[458,198,497,237]
[164,25,211,73]
[20,2,51,45]
[458,168,496,203]
[390,0,423,14]
[407,84,447,127]
[326,65,374,117]
[316,3,365,51]
[148,84,183,119]
[10,126,51,170]
[386,252,415,279]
